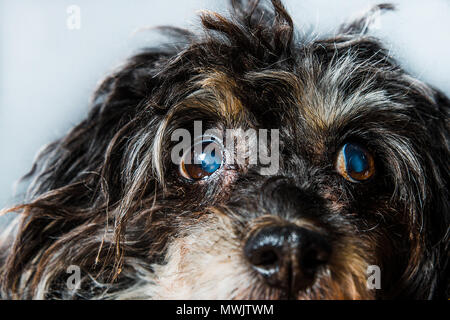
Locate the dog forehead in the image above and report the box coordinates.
[191,70,245,123]
[184,55,391,137]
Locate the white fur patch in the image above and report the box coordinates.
[112,215,257,300]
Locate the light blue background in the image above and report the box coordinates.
[1,0,449,214]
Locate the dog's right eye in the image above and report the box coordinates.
[180,139,223,180]
[336,143,375,182]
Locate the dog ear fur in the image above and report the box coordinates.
[339,3,395,35]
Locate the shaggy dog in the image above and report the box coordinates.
[0,0,448,299]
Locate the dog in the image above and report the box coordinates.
[0,0,448,299]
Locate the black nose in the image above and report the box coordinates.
[244,225,331,294]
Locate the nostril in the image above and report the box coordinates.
[251,247,279,268]
[301,245,330,275]
[244,231,283,277]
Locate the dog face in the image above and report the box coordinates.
[1,1,448,299]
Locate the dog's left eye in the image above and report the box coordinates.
[336,143,375,182]
[180,140,223,180]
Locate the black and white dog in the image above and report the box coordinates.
[0,1,448,299]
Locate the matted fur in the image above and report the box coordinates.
[0,0,448,299]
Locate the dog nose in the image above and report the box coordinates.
[244,225,331,293]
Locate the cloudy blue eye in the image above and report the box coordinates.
[180,140,223,180]
[336,143,375,182]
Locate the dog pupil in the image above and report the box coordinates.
[200,149,221,173]
[185,141,222,179]
[344,144,368,174]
